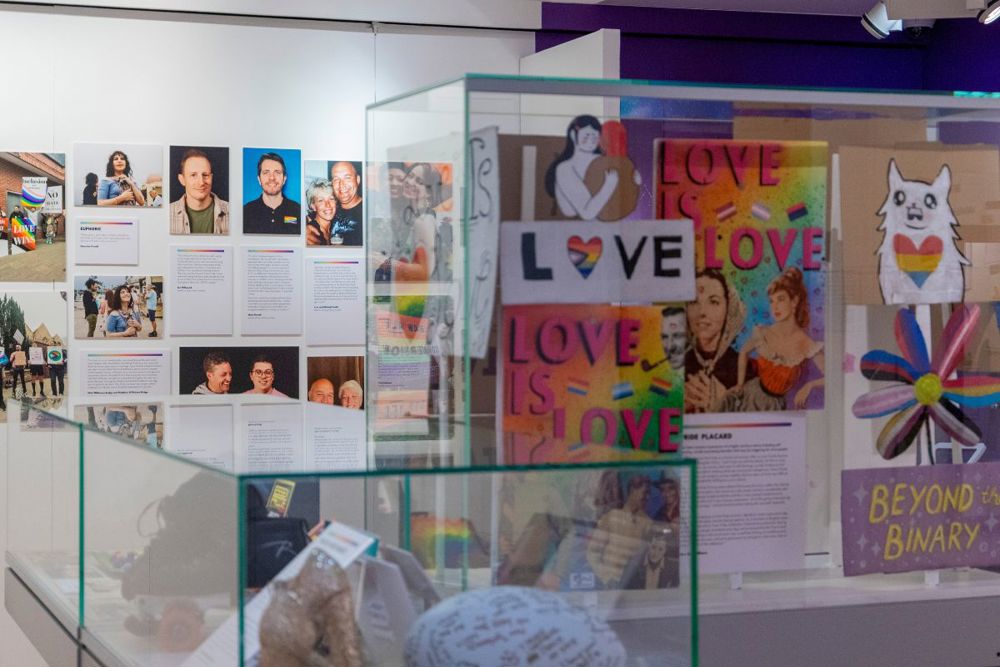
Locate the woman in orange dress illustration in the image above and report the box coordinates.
[723,267,824,411]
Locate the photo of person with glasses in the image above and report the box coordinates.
[243,354,287,396]
[181,346,299,396]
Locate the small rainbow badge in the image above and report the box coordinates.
[786,202,808,221]
[611,381,635,400]
[567,377,590,396]
[715,201,737,221]
[751,202,771,221]
[649,376,673,397]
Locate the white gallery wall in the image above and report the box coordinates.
[0,6,534,399]
[0,8,534,665]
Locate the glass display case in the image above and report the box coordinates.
[5,398,698,666]
[365,75,1000,665]
[9,74,1000,667]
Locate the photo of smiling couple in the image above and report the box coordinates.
[180,346,300,398]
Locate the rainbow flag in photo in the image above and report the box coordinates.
[9,214,36,251]
[751,201,771,221]
[611,381,634,400]
[649,376,673,397]
[786,202,808,221]
[567,377,590,396]
[20,178,46,209]
[409,515,487,569]
[715,201,737,221]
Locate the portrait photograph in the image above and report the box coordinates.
[179,346,299,397]
[242,147,302,235]
[168,145,230,235]
[74,143,164,208]
[304,159,363,247]
[306,355,364,410]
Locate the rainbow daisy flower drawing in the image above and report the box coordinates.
[852,304,1000,460]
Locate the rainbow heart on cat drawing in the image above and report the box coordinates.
[893,234,942,288]
[567,236,602,279]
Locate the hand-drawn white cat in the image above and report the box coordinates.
[876,159,967,305]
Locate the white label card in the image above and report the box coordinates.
[81,350,171,395]
[75,219,139,266]
[169,246,234,336]
[306,256,364,345]
[242,247,303,336]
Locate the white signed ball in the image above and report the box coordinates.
[404,586,626,667]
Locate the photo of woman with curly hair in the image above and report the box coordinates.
[74,143,163,208]
[722,267,824,411]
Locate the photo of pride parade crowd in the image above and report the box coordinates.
[0,292,68,420]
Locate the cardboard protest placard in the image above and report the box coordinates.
[839,143,1000,305]
[842,462,1000,575]
[733,103,927,152]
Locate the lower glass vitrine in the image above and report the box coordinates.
[5,398,698,666]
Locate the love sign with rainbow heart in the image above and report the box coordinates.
[500,219,695,305]
[566,235,602,279]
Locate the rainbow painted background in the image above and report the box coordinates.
[655,139,828,410]
[502,304,683,459]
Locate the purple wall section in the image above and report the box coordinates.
[538,3,998,93]
[923,19,1000,92]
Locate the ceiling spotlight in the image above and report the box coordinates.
[862,1,902,39]
[980,0,1000,24]
[902,18,935,39]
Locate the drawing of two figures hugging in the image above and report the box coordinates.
[544,115,641,222]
